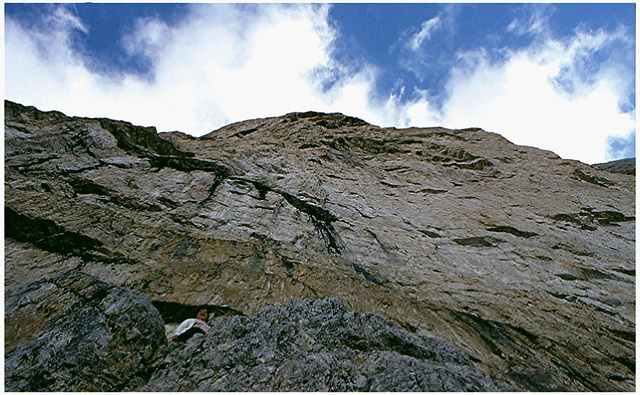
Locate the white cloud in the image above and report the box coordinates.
[5,4,635,164]
[5,4,375,134]
[394,27,635,163]
[507,4,555,37]
[408,15,442,51]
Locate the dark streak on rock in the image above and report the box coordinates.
[68,177,111,196]
[419,229,441,238]
[99,119,193,158]
[572,169,614,188]
[453,236,503,247]
[609,329,635,343]
[231,125,262,138]
[352,263,383,285]
[487,226,538,238]
[5,207,136,265]
[419,188,448,194]
[5,206,102,256]
[611,267,635,276]
[236,178,341,254]
[551,208,634,231]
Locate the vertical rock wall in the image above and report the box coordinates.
[4,101,635,390]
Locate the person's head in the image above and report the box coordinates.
[196,308,208,321]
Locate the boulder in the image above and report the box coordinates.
[5,270,167,391]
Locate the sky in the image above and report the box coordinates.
[4,3,636,164]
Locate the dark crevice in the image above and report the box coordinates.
[610,329,635,343]
[591,210,635,225]
[299,142,321,149]
[321,136,401,154]
[235,178,341,254]
[579,267,614,281]
[366,229,387,251]
[419,229,441,238]
[545,291,575,302]
[230,125,262,138]
[487,226,538,238]
[310,217,341,254]
[552,243,594,257]
[611,267,635,276]
[199,173,227,206]
[98,119,192,158]
[67,174,162,212]
[151,301,243,325]
[315,115,368,129]
[278,191,340,254]
[278,191,337,224]
[279,256,299,273]
[5,207,102,256]
[68,177,111,196]
[611,355,636,374]
[418,188,448,194]
[572,169,614,188]
[453,236,503,247]
[551,208,634,231]
[556,273,580,281]
[5,207,137,265]
[148,156,229,175]
[147,156,232,203]
[442,158,494,171]
[351,263,383,285]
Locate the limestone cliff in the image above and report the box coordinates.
[4,101,635,391]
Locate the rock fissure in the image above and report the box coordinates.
[5,207,103,257]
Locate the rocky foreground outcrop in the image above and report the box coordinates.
[4,101,636,391]
[142,298,510,391]
[5,271,167,391]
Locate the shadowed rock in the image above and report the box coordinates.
[141,298,512,392]
[5,271,167,392]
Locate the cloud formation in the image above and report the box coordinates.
[384,7,635,163]
[6,4,345,133]
[408,14,443,52]
[4,4,635,163]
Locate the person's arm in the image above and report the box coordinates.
[171,319,195,341]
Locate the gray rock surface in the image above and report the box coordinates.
[5,270,167,391]
[4,101,636,391]
[593,157,635,175]
[141,297,510,391]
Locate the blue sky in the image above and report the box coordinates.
[4,3,636,163]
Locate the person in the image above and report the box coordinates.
[171,308,211,342]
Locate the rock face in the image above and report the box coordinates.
[4,101,636,391]
[4,271,167,391]
[593,157,635,175]
[142,298,510,391]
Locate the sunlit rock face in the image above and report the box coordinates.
[5,100,635,391]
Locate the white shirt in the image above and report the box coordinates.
[173,318,211,337]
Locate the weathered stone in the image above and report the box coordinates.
[4,100,636,391]
[141,298,511,391]
[5,270,167,391]
[593,157,635,175]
